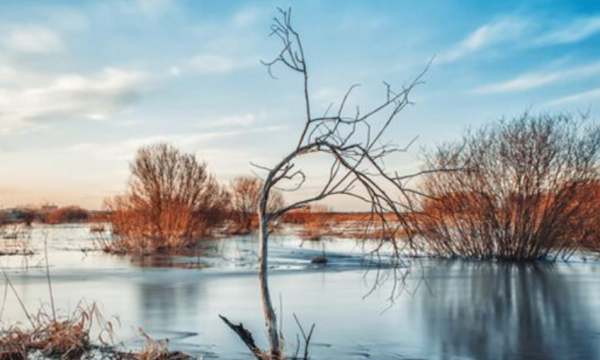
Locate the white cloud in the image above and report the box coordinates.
[0,68,150,133]
[473,61,600,94]
[97,0,177,20]
[135,0,174,18]
[189,54,257,74]
[66,125,282,160]
[314,88,340,102]
[197,113,257,128]
[2,26,63,54]
[0,57,46,86]
[536,16,600,45]
[231,7,261,28]
[439,15,600,64]
[545,87,600,107]
[438,18,527,63]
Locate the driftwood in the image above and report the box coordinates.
[219,315,269,360]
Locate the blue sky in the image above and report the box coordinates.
[0,0,599,208]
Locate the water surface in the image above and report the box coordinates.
[1,224,599,360]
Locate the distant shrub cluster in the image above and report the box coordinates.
[415,113,600,261]
[45,206,90,224]
[0,206,90,226]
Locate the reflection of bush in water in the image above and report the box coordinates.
[418,262,599,360]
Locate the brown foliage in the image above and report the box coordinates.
[104,143,230,252]
[564,181,600,251]
[45,206,89,224]
[281,209,406,240]
[416,113,600,261]
[295,205,333,241]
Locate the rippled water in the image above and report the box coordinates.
[1,224,600,360]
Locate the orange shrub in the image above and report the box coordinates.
[104,143,230,252]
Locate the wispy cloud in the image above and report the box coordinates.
[196,113,258,128]
[97,0,179,20]
[230,7,262,28]
[545,87,600,107]
[189,54,258,74]
[439,14,600,63]
[134,0,174,18]
[0,68,150,133]
[2,25,63,54]
[473,61,600,94]
[0,56,46,86]
[536,15,600,45]
[66,125,282,160]
[438,18,527,63]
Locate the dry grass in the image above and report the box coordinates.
[0,240,194,360]
[283,205,334,241]
[282,208,412,242]
[0,304,193,360]
[126,329,192,360]
[0,284,192,360]
[0,226,34,257]
[0,302,115,360]
[89,224,107,233]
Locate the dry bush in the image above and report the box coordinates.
[124,330,191,360]
[416,113,600,261]
[45,206,90,224]
[298,205,332,241]
[104,143,230,253]
[563,181,600,252]
[229,176,284,234]
[0,303,114,360]
[0,303,193,360]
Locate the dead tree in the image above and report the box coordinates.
[220,8,429,360]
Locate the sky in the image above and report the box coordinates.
[0,0,599,209]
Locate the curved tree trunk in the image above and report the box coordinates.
[258,199,282,359]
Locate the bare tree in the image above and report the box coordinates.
[416,113,600,261]
[229,176,284,234]
[220,8,428,360]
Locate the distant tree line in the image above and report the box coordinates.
[0,205,91,226]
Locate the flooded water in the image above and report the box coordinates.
[1,224,600,360]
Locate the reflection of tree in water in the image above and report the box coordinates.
[136,276,203,332]
[419,261,600,360]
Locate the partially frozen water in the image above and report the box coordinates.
[1,224,600,359]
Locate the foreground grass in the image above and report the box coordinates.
[0,302,193,360]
